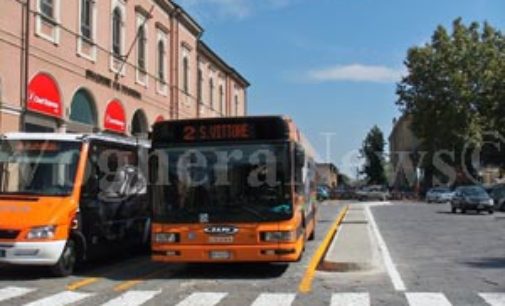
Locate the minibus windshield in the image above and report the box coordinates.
[0,140,81,196]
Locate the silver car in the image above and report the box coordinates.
[426,187,453,203]
[356,185,390,201]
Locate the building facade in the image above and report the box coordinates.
[0,0,249,136]
[316,163,338,188]
[388,115,421,190]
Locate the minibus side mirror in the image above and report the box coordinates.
[295,146,305,168]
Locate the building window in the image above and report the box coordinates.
[40,0,54,19]
[158,41,165,81]
[183,57,189,94]
[80,0,92,39]
[209,79,214,109]
[235,95,239,116]
[137,26,146,71]
[197,68,203,103]
[112,7,122,57]
[219,85,224,114]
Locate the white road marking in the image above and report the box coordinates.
[479,293,505,306]
[0,287,36,303]
[331,293,370,306]
[175,292,227,306]
[23,291,93,306]
[365,205,407,291]
[251,293,296,306]
[405,293,452,306]
[102,290,162,306]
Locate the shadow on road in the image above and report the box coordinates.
[436,211,493,216]
[170,263,289,280]
[461,257,505,269]
[0,250,290,281]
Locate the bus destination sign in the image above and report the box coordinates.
[183,123,253,141]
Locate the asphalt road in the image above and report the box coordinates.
[0,203,345,306]
[370,202,505,305]
[0,201,504,305]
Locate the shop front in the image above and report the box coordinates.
[68,88,98,133]
[23,73,63,132]
[104,99,126,134]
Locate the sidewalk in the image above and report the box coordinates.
[321,204,379,272]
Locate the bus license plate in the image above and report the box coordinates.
[209,236,234,243]
[209,251,231,260]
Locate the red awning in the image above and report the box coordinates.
[104,99,126,133]
[27,73,62,118]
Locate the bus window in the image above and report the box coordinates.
[294,144,305,195]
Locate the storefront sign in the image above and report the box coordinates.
[85,70,142,100]
[104,100,126,133]
[27,73,62,118]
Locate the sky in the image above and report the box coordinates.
[174,0,505,177]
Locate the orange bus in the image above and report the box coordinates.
[0,133,150,276]
[150,116,318,263]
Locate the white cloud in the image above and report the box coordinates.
[308,64,404,83]
[176,0,293,20]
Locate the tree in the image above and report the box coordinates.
[396,18,505,186]
[360,126,387,185]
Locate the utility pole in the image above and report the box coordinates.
[20,0,31,131]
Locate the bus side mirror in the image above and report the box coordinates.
[295,146,305,168]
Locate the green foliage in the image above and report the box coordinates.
[396,18,505,183]
[360,126,387,185]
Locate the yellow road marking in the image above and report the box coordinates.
[298,205,349,294]
[67,277,100,291]
[113,268,167,292]
[66,257,149,291]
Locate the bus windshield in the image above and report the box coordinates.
[0,140,81,196]
[151,143,292,223]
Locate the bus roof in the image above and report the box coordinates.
[1,133,150,148]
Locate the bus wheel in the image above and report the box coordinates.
[51,240,76,277]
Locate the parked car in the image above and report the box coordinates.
[332,186,355,200]
[450,186,494,214]
[488,184,505,211]
[356,185,390,201]
[426,187,454,203]
[317,185,331,201]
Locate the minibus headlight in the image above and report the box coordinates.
[154,233,179,243]
[26,226,56,240]
[261,231,295,242]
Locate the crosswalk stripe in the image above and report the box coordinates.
[251,293,296,306]
[331,293,370,306]
[23,291,93,306]
[479,293,505,306]
[175,292,227,306]
[405,293,452,306]
[102,290,162,306]
[0,287,36,303]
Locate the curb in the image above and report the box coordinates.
[298,205,349,293]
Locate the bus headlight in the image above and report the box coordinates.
[261,231,295,242]
[154,233,180,243]
[26,226,56,240]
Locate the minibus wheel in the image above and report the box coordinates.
[51,240,76,277]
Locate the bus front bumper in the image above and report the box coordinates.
[152,243,302,263]
[0,240,66,265]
